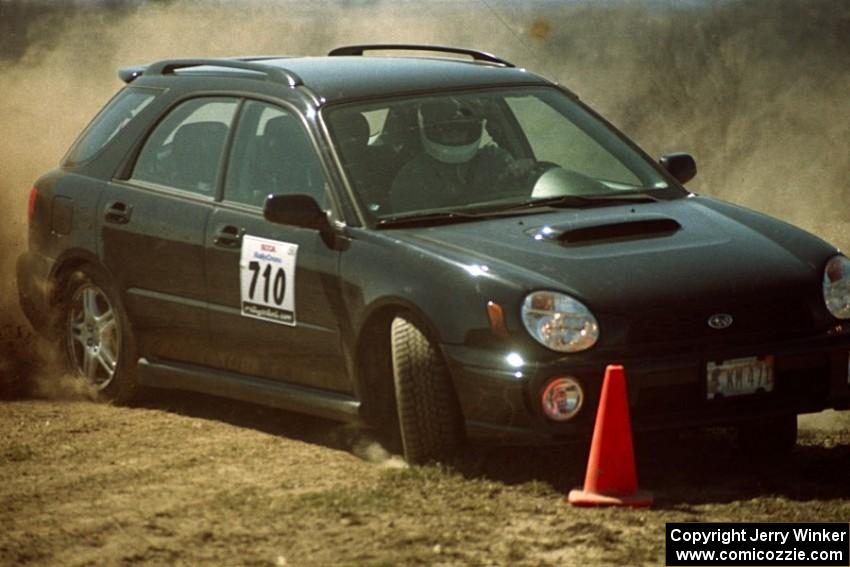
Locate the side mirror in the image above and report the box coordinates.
[659,152,697,184]
[263,194,330,231]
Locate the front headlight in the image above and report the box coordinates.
[521,291,599,352]
[823,255,850,319]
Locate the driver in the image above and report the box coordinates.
[390,98,531,214]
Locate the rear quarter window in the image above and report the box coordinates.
[63,87,158,166]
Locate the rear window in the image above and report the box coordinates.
[63,87,157,166]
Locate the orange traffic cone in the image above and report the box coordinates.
[568,364,653,507]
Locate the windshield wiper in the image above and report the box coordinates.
[375,203,560,228]
[375,210,484,228]
[504,192,659,211]
[375,193,659,228]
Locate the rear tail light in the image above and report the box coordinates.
[27,186,38,224]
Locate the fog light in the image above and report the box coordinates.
[541,377,584,421]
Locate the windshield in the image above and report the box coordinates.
[325,87,677,220]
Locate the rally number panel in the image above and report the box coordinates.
[239,235,298,326]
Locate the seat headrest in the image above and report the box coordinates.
[263,115,302,141]
[334,112,370,148]
[174,121,227,145]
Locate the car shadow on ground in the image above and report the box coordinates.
[461,427,850,507]
[133,389,850,506]
[635,429,850,508]
[133,388,368,454]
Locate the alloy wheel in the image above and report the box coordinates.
[67,283,120,389]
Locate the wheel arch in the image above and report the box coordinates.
[49,249,110,295]
[352,298,462,429]
[48,248,141,402]
[46,249,116,339]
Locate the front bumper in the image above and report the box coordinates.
[443,329,850,445]
[16,250,55,337]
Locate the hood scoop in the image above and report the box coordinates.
[528,215,682,246]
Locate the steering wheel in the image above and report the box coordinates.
[528,162,608,198]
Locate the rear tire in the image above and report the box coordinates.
[60,265,140,403]
[737,414,797,459]
[390,314,464,465]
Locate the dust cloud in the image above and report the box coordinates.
[523,0,850,247]
[0,0,848,397]
[352,438,408,469]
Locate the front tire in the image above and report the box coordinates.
[390,314,464,464]
[62,265,140,403]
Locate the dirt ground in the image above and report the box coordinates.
[2,367,849,566]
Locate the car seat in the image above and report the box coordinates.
[259,116,325,203]
[333,111,390,212]
[170,121,228,193]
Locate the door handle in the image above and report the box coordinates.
[104,201,132,224]
[214,224,243,248]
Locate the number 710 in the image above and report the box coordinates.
[248,260,286,305]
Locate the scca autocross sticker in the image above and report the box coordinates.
[240,235,298,326]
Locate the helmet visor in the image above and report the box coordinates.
[421,101,482,146]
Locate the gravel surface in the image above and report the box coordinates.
[2,384,848,566]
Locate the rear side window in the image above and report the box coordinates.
[131,97,238,195]
[64,88,157,166]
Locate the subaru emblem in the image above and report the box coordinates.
[707,313,733,330]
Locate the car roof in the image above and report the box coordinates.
[266,56,551,102]
[130,54,554,105]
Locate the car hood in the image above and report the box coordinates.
[390,196,837,344]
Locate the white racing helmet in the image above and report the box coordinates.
[418,98,483,164]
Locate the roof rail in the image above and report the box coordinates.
[328,44,514,68]
[142,58,303,87]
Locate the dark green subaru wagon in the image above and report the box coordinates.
[17,44,850,463]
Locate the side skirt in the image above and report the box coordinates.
[137,357,361,423]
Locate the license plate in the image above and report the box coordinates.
[706,356,774,400]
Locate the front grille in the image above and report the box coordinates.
[628,298,814,345]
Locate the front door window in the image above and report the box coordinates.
[223,100,326,207]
